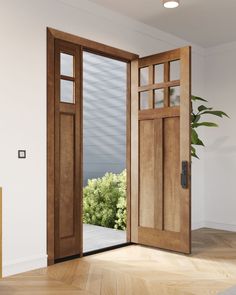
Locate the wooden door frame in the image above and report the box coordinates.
[47,27,138,265]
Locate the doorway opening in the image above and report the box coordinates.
[83,52,128,253]
[47,28,191,265]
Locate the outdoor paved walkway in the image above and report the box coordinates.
[83,224,126,253]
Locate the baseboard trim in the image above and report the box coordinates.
[192,220,236,232]
[192,221,205,230]
[204,221,236,232]
[3,254,47,277]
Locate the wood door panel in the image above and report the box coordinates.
[138,226,191,253]
[139,118,164,230]
[59,238,77,258]
[131,47,191,254]
[164,117,180,232]
[59,113,75,239]
[139,120,155,228]
[139,119,164,230]
[138,227,182,251]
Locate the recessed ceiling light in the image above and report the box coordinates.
[163,0,180,8]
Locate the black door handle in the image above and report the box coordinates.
[181,161,188,189]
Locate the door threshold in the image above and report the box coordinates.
[83,242,132,256]
[55,243,132,264]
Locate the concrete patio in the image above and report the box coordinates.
[83,224,126,253]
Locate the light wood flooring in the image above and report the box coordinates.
[1,228,236,295]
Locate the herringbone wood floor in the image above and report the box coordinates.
[1,228,236,295]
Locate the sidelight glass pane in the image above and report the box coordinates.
[139,67,149,86]
[139,91,150,110]
[154,89,164,108]
[60,79,74,103]
[154,64,164,84]
[170,86,180,106]
[61,53,74,77]
[170,60,180,81]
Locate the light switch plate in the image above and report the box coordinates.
[18,150,26,159]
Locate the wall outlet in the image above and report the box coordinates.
[18,150,26,159]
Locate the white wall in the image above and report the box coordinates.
[0,0,205,276]
[203,43,236,231]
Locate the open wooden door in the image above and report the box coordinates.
[131,47,191,254]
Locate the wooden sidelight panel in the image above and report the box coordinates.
[59,114,75,239]
[131,47,191,254]
[54,40,82,259]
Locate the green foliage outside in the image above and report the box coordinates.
[83,170,127,230]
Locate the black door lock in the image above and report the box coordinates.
[181,161,188,189]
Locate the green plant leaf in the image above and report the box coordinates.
[191,152,199,159]
[191,146,199,159]
[194,115,200,123]
[201,110,230,118]
[191,95,208,102]
[198,105,213,112]
[191,129,205,146]
[191,129,199,144]
[196,138,204,146]
[192,122,218,128]
[191,146,195,151]
[191,94,229,159]
[191,146,196,153]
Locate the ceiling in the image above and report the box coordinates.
[88,0,236,48]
